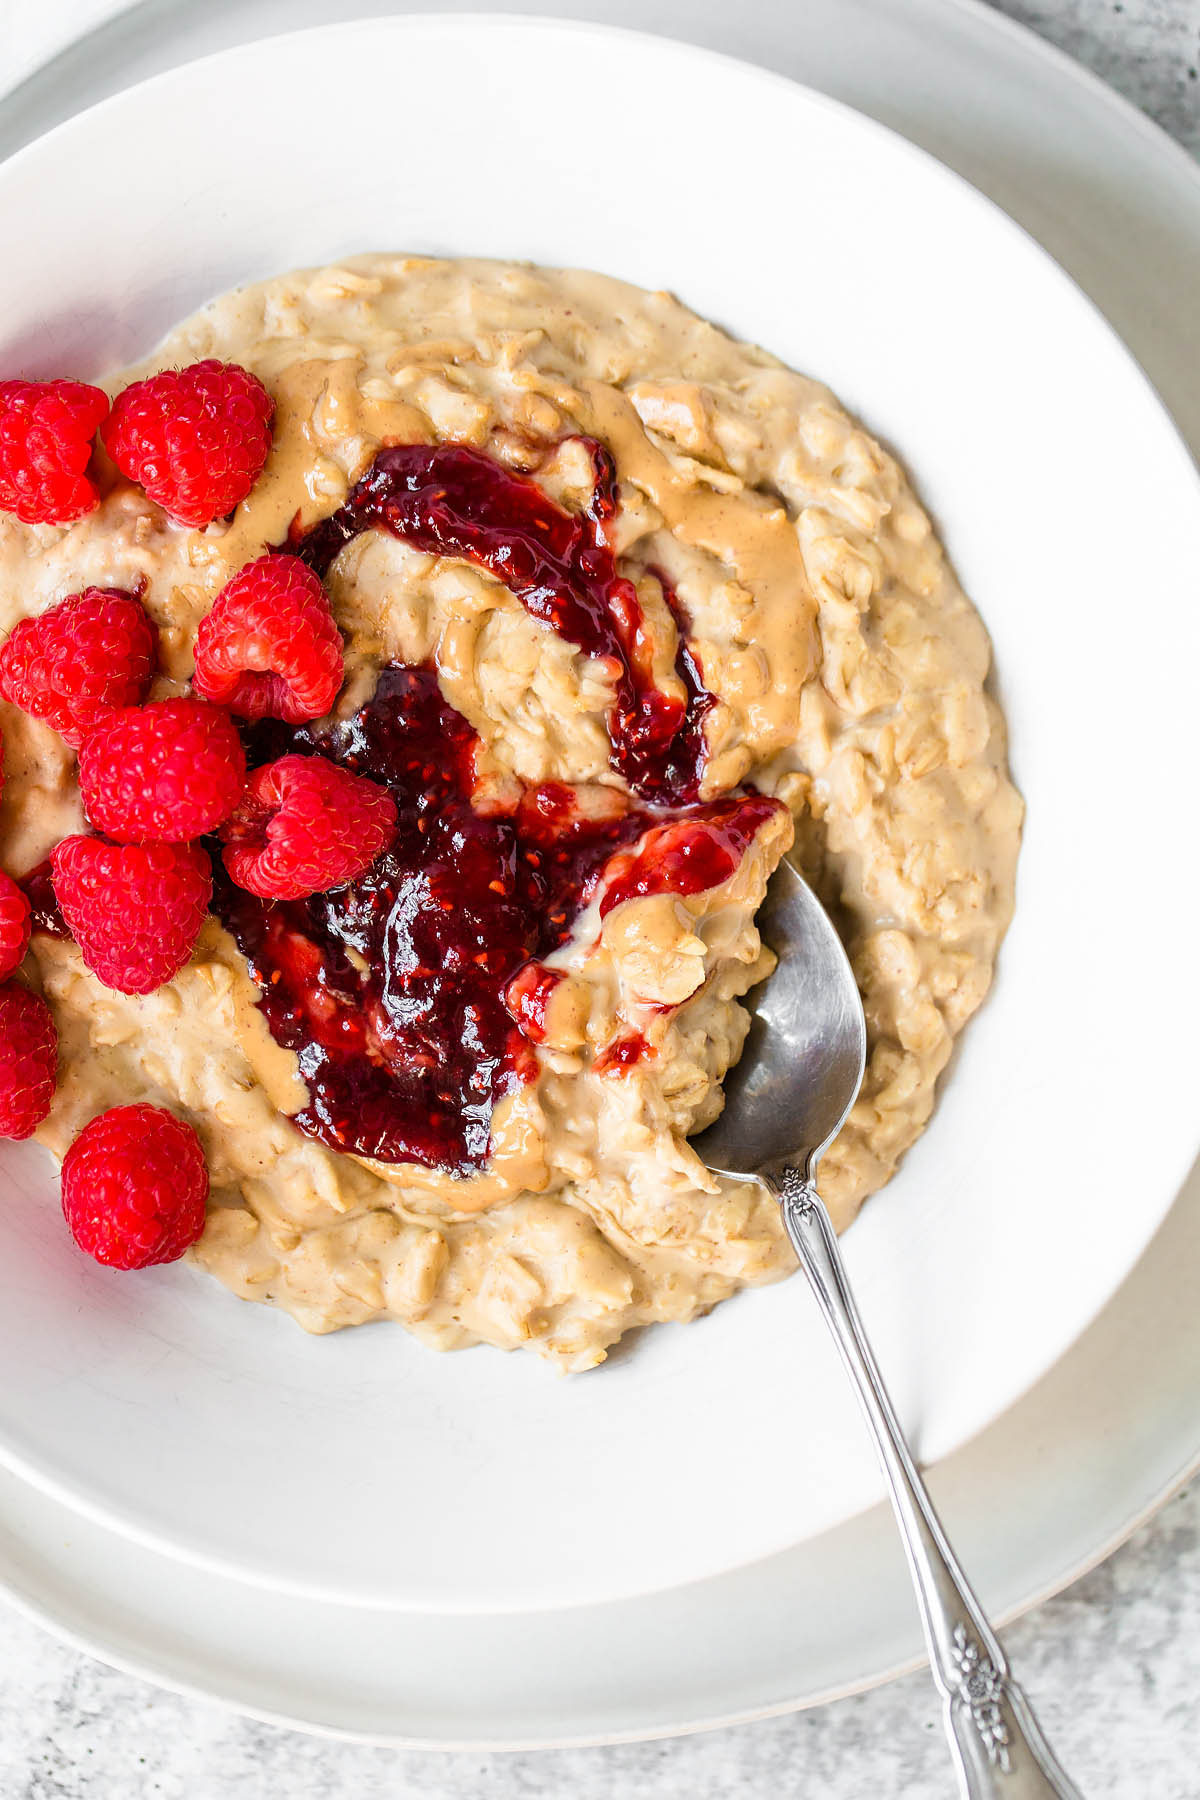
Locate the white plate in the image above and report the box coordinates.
[2,0,1199,1746]
[1,1157,1195,1749]
[0,15,1197,1616]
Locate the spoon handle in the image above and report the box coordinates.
[773,1166,1084,1800]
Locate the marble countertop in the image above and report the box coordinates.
[1,1,1197,1793]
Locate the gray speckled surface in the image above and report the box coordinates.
[990,0,1200,153]
[1,2,1198,1794]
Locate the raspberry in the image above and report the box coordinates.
[193,553,343,723]
[80,698,246,843]
[0,379,109,525]
[0,982,57,1139]
[61,1103,208,1269]
[0,588,157,749]
[220,754,396,900]
[0,872,31,979]
[51,835,211,995]
[101,359,273,528]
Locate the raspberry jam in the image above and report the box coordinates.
[294,439,711,804]
[210,438,786,1176]
[213,667,782,1174]
[19,860,67,938]
[598,797,782,919]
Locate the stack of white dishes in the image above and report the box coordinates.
[0,5,1196,1746]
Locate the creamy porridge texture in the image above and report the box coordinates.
[0,257,1021,1369]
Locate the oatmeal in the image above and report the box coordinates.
[0,257,1021,1369]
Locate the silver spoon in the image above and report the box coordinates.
[692,860,1083,1799]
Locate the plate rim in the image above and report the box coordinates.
[0,1364,1195,1747]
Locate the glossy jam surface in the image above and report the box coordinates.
[593,1031,654,1076]
[294,439,710,803]
[598,796,782,919]
[215,669,647,1171]
[20,860,67,938]
[214,666,782,1174]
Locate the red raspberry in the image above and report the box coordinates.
[0,982,57,1139]
[51,835,211,995]
[193,553,343,723]
[220,754,396,900]
[79,698,245,843]
[61,1103,208,1269]
[101,359,273,528]
[0,379,109,525]
[0,872,31,980]
[0,588,157,749]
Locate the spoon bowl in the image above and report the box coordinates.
[693,859,866,1185]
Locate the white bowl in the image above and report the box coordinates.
[0,16,1196,1615]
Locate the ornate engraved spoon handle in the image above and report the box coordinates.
[774,1166,1084,1799]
